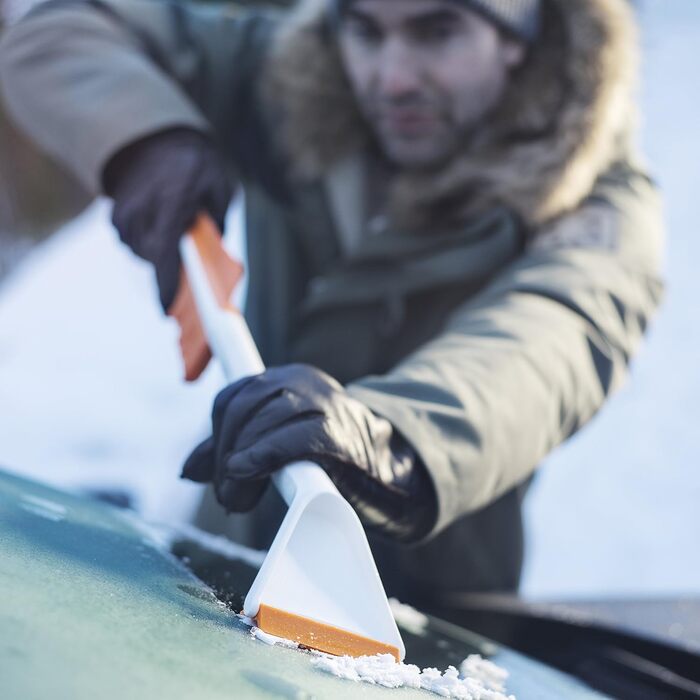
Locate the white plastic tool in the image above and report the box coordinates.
[178,218,405,660]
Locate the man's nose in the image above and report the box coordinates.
[376,40,421,98]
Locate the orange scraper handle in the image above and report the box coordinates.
[167,213,245,382]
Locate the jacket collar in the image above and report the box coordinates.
[263,0,639,230]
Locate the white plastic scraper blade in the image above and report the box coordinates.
[177,221,404,661]
[243,462,405,661]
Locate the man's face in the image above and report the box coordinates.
[337,0,526,169]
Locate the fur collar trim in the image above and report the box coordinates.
[263,0,638,229]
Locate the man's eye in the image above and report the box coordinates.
[345,19,382,45]
[414,21,456,44]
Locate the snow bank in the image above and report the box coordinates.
[0,198,245,524]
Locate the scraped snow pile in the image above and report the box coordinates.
[250,624,300,650]
[311,652,513,699]
[237,610,513,698]
[459,656,510,694]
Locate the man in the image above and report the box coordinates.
[0,0,663,606]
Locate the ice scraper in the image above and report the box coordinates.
[170,212,405,661]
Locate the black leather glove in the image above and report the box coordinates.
[182,364,438,543]
[103,127,234,310]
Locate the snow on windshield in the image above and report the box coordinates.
[311,653,513,700]
[235,611,515,700]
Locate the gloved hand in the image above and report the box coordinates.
[182,364,437,543]
[103,127,234,310]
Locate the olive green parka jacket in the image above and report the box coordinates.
[0,0,664,599]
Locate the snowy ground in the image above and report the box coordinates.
[0,200,248,523]
[1,0,698,600]
[522,0,700,599]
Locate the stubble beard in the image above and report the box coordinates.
[360,94,475,171]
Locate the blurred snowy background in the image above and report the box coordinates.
[522,0,700,600]
[1,0,698,601]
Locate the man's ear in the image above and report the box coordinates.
[503,38,527,69]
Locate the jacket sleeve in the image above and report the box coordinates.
[0,0,274,193]
[347,161,665,538]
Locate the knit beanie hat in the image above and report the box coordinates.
[330,0,541,43]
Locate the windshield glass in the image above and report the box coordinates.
[0,468,607,699]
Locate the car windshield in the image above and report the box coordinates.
[0,468,607,699]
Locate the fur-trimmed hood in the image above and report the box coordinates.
[263,0,639,229]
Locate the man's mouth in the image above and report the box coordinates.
[376,109,438,138]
